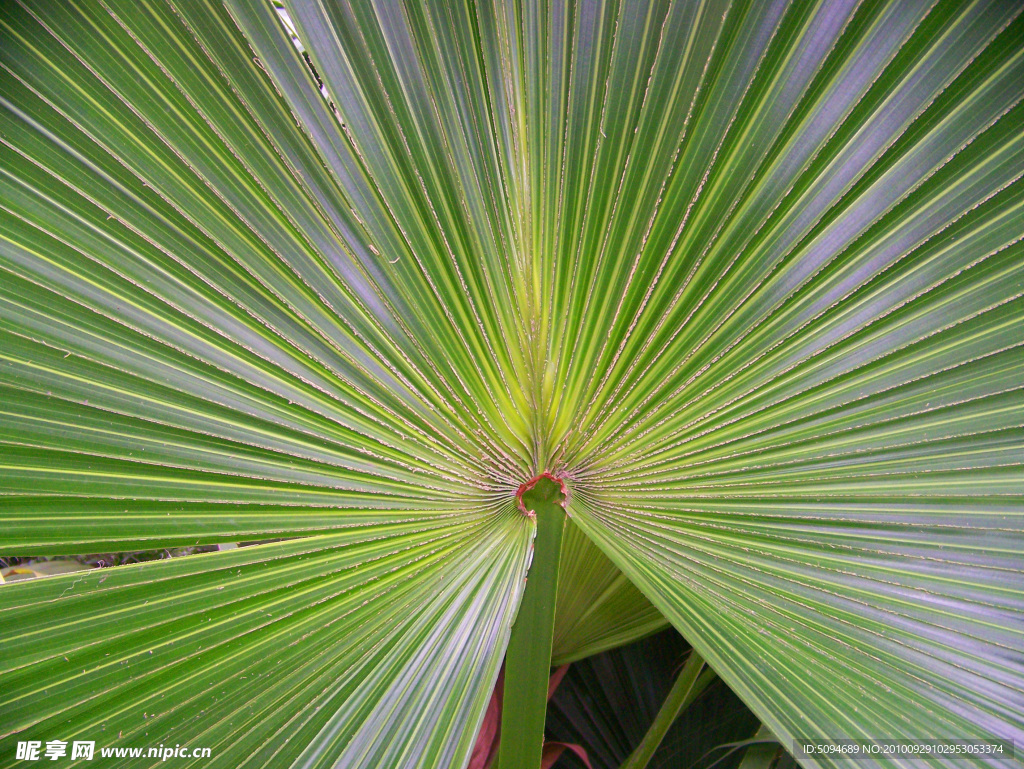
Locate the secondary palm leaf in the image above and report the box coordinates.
[545,629,761,769]
[1,0,1022,767]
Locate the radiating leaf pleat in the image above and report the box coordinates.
[0,510,531,769]
[533,0,1024,762]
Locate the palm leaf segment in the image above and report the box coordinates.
[1,0,1022,767]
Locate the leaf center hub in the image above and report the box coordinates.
[515,472,568,517]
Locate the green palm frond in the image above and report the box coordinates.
[1,0,1022,767]
[546,629,760,769]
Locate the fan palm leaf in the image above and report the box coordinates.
[1,0,1022,767]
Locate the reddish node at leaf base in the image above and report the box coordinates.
[515,472,569,517]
